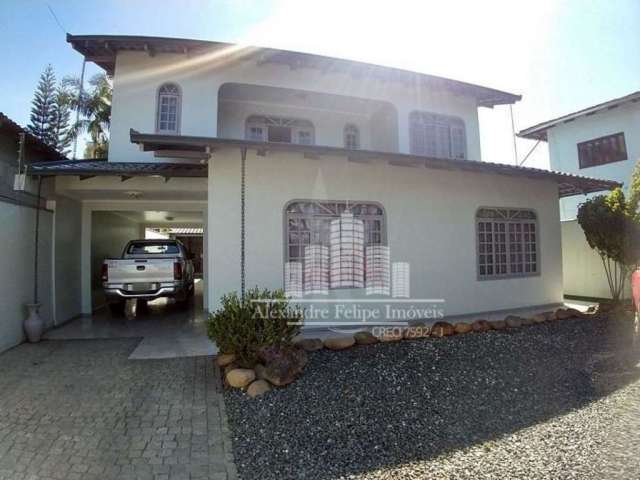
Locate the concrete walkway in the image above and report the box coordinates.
[0,338,236,480]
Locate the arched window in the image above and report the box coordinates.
[476,207,538,279]
[344,124,360,149]
[156,83,181,134]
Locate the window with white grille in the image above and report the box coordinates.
[344,124,360,149]
[245,115,315,145]
[409,111,466,159]
[476,208,538,279]
[156,83,181,134]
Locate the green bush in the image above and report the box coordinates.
[207,287,303,366]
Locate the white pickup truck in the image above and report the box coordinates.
[102,239,195,315]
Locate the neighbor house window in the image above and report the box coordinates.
[156,83,181,134]
[285,201,385,263]
[476,208,538,279]
[245,115,315,145]
[577,132,627,168]
[344,124,360,149]
[409,111,466,159]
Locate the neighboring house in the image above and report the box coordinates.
[519,91,640,299]
[28,34,617,325]
[0,113,82,353]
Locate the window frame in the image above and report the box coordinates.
[282,199,387,273]
[409,111,467,160]
[577,132,627,169]
[475,207,540,281]
[245,115,315,145]
[344,123,360,150]
[155,83,182,134]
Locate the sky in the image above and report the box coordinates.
[0,0,638,168]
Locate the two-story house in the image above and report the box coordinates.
[519,91,640,299]
[30,34,617,324]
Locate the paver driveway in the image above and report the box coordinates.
[0,339,236,480]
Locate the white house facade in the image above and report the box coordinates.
[519,91,640,299]
[27,34,618,331]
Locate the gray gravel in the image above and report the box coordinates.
[224,315,640,480]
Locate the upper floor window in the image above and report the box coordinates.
[476,208,538,279]
[245,115,315,145]
[344,124,360,149]
[156,83,181,134]
[409,111,466,159]
[577,132,627,169]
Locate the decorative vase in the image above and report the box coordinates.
[24,303,44,343]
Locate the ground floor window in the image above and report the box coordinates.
[477,207,538,279]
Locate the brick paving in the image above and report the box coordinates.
[0,339,237,480]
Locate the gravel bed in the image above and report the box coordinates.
[224,315,640,479]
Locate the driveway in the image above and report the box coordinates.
[0,339,236,480]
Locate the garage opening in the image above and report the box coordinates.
[90,210,205,316]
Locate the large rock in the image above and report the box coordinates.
[531,313,548,324]
[378,330,403,342]
[471,320,491,332]
[488,320,507,330]
[247,380,271,398]
[556,307,581,319]
[454,322,472,334]
[504,315,524,328]
[254,363,267,380]
[354,331,379,345]
[226,368,255,388]
[520,317,535,326]
[403,324,430,339]
[295,338,324,352]
[431,321,454,337]
[215,353,237,367]
[261,347,308,386]
[323,336,356,350]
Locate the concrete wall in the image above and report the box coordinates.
[547,102,640,220]
[561,219,630,300]
[207,149,563,315]
[109,51,482,164]
[0,202,53,352]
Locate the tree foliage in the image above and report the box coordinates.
[28,65,57,146]
[577,185,640,301]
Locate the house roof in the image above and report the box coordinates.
[0,112,67,161]
[26,130,619,198]
[518,90,640,141]
[66,34,521,108]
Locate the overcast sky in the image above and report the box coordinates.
[1,0,638,167]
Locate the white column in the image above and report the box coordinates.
[80,203,92,314]
[396,106,411,154]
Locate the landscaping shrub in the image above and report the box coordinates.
[207,287,303,366]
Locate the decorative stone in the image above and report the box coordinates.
[247,380,271,398]
[488,320,507,330]
[215,353,237,367]
[453,322,472,334]
[226,368,256,388]
[323,336,356,350]
[504,315,524,328]
[260,347,308,386]
[295,338,324,352]
[556,308,581,320]
[520,317,535,326]
[254,364,267,380]
[471,320,491,332]
[403,325,430,339]
[379,330,404,342]
[224,362,239,375]
[531,313,547,324]
[354,331,379,345]
[431,321,454,337]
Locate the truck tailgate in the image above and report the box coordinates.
[105,258,176,284]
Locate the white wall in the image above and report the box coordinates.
[547,102,640,220]
[207,149,563,316]
[109,51,482,164]
[0,203,53,352]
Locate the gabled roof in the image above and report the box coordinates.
[518,90,640,141]
[0,112,67,161]
[29,130,618,198]
[66,34,521,108]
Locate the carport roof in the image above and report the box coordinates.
[28,158,206,179]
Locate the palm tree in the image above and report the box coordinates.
[65,73,112,159]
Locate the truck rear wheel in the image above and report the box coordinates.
[108,300,125,316]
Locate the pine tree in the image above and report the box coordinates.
[50,85,72,155]
[28,65,57,146]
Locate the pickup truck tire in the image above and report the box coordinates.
[108,300,125,316]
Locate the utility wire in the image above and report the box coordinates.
[518,140,542,167]
[46,3,67,34]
